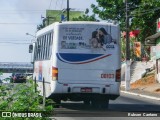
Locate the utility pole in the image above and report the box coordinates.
[46,16,55,25]
[125,0,131,91]
[67,0,69,21]
[47,16,50,25]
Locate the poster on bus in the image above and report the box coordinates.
[59,24,119,53]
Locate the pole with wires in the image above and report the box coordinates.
[125,0,131,91]
[67,0,69,21]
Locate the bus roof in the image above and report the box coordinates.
[59,21,118,25]
[36,21,119,37]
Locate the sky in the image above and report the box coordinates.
[0,0,97,62]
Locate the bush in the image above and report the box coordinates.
[0,79,54,119]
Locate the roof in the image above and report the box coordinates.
[145,32,160,46]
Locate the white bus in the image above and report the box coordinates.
[31,21,121,108]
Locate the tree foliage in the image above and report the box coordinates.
[91,0,160,42]
[0,79,54,119]
[72,9,96,21]
[37,20,46,31]
[130,0,160,42]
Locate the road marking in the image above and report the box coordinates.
[121,90,160,101]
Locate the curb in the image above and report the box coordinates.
[121,90,160,101]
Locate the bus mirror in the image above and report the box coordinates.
[29,44,33,53]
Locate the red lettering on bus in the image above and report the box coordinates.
[101,74,114,79]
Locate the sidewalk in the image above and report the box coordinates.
[121,81,160,100]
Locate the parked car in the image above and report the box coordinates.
[10,73,26,83]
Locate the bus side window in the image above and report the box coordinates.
[37,45,41,53]
[33,42,37,60]
[49,32,53,58]
[37,38,41,60]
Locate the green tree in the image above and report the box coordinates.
[130,0,160,43]
[91,0,160,43]
[37,19,46,31]
[0,80,54,119]
[72,9,96,21]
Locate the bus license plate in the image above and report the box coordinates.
[81,88,92,93]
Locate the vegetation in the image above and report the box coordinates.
[0,72,2,76]
[36,0,159,60]
[72,8,96,21]
[0,77,54,119]
[38,0,160,43]
[91,0,160,43]
[37,10,84,30]
[46,10,83,23]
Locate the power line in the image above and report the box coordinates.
[55,0,58,10]
[132,7,160,14]
[130,7,160,17]
[0,23,39,25]
[0,10,46,14]
[49,0,53,9]
[0,40,29,42]
[0,40,30,41]
[116,4,160,16]
[0,12,45,14]
[0,44,29,45]
[117,6,160,18]
[53,0,71,21]
[0,42,30,44]
[0,10,46,11]
[60,0,64,9]
[119,2,157,12]
[120,4,143,12]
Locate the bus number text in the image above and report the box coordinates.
[101,74,114,79]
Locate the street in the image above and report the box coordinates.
[52,92,160,117]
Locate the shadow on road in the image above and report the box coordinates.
[55,102,160,112]
[53,102,160,117]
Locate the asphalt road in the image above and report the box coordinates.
[51,92,160,118]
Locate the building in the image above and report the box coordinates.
[145,18,160,83]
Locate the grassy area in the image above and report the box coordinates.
[0,79,54,119]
